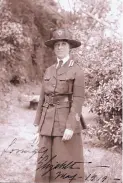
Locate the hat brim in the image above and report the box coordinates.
[45,39,81,49]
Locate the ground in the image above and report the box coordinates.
[0,84,122,183]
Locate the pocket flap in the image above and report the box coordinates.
[58,72,75,81]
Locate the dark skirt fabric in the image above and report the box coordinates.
[35,134,84,183]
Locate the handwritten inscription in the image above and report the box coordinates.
[0,138,38,159]
[36,146,85,182]
[0,138,121,183]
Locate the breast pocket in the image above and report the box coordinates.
[43,76,51,94]
[58,75,75,94]
[58,77,69,93]
[44,76,51,86]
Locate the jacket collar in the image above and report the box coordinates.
[51,55,74,77]
[56,55,70,68]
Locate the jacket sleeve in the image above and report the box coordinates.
[33,81,45,126]
[66,67,85,131]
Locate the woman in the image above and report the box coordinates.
[34,28,85,183]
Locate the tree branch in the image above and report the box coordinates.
[81,10,121,38]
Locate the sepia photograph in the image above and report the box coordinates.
[0,0,122,183]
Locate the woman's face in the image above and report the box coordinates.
[54,41,70,59]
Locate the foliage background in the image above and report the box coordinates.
[0,0,122,147]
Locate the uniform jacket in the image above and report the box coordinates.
[33,56,85,136]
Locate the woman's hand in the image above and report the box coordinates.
[62,129,74,141]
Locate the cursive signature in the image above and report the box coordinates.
[36,146,88,182]
[0,138,121,183]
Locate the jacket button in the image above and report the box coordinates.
[53,84,55,87]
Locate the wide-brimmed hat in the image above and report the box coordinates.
[45,29,81,49]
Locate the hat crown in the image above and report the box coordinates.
[45,28,81,48]
[51,29,72,40]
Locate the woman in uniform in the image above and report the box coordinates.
[34,28,85,183]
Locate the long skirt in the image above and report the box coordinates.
[35,134,84,183]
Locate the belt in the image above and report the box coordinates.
[44,94,71,105]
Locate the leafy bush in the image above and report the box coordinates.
[0,0,65,83]
[84,40,122,147]
[91,79,122,146]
